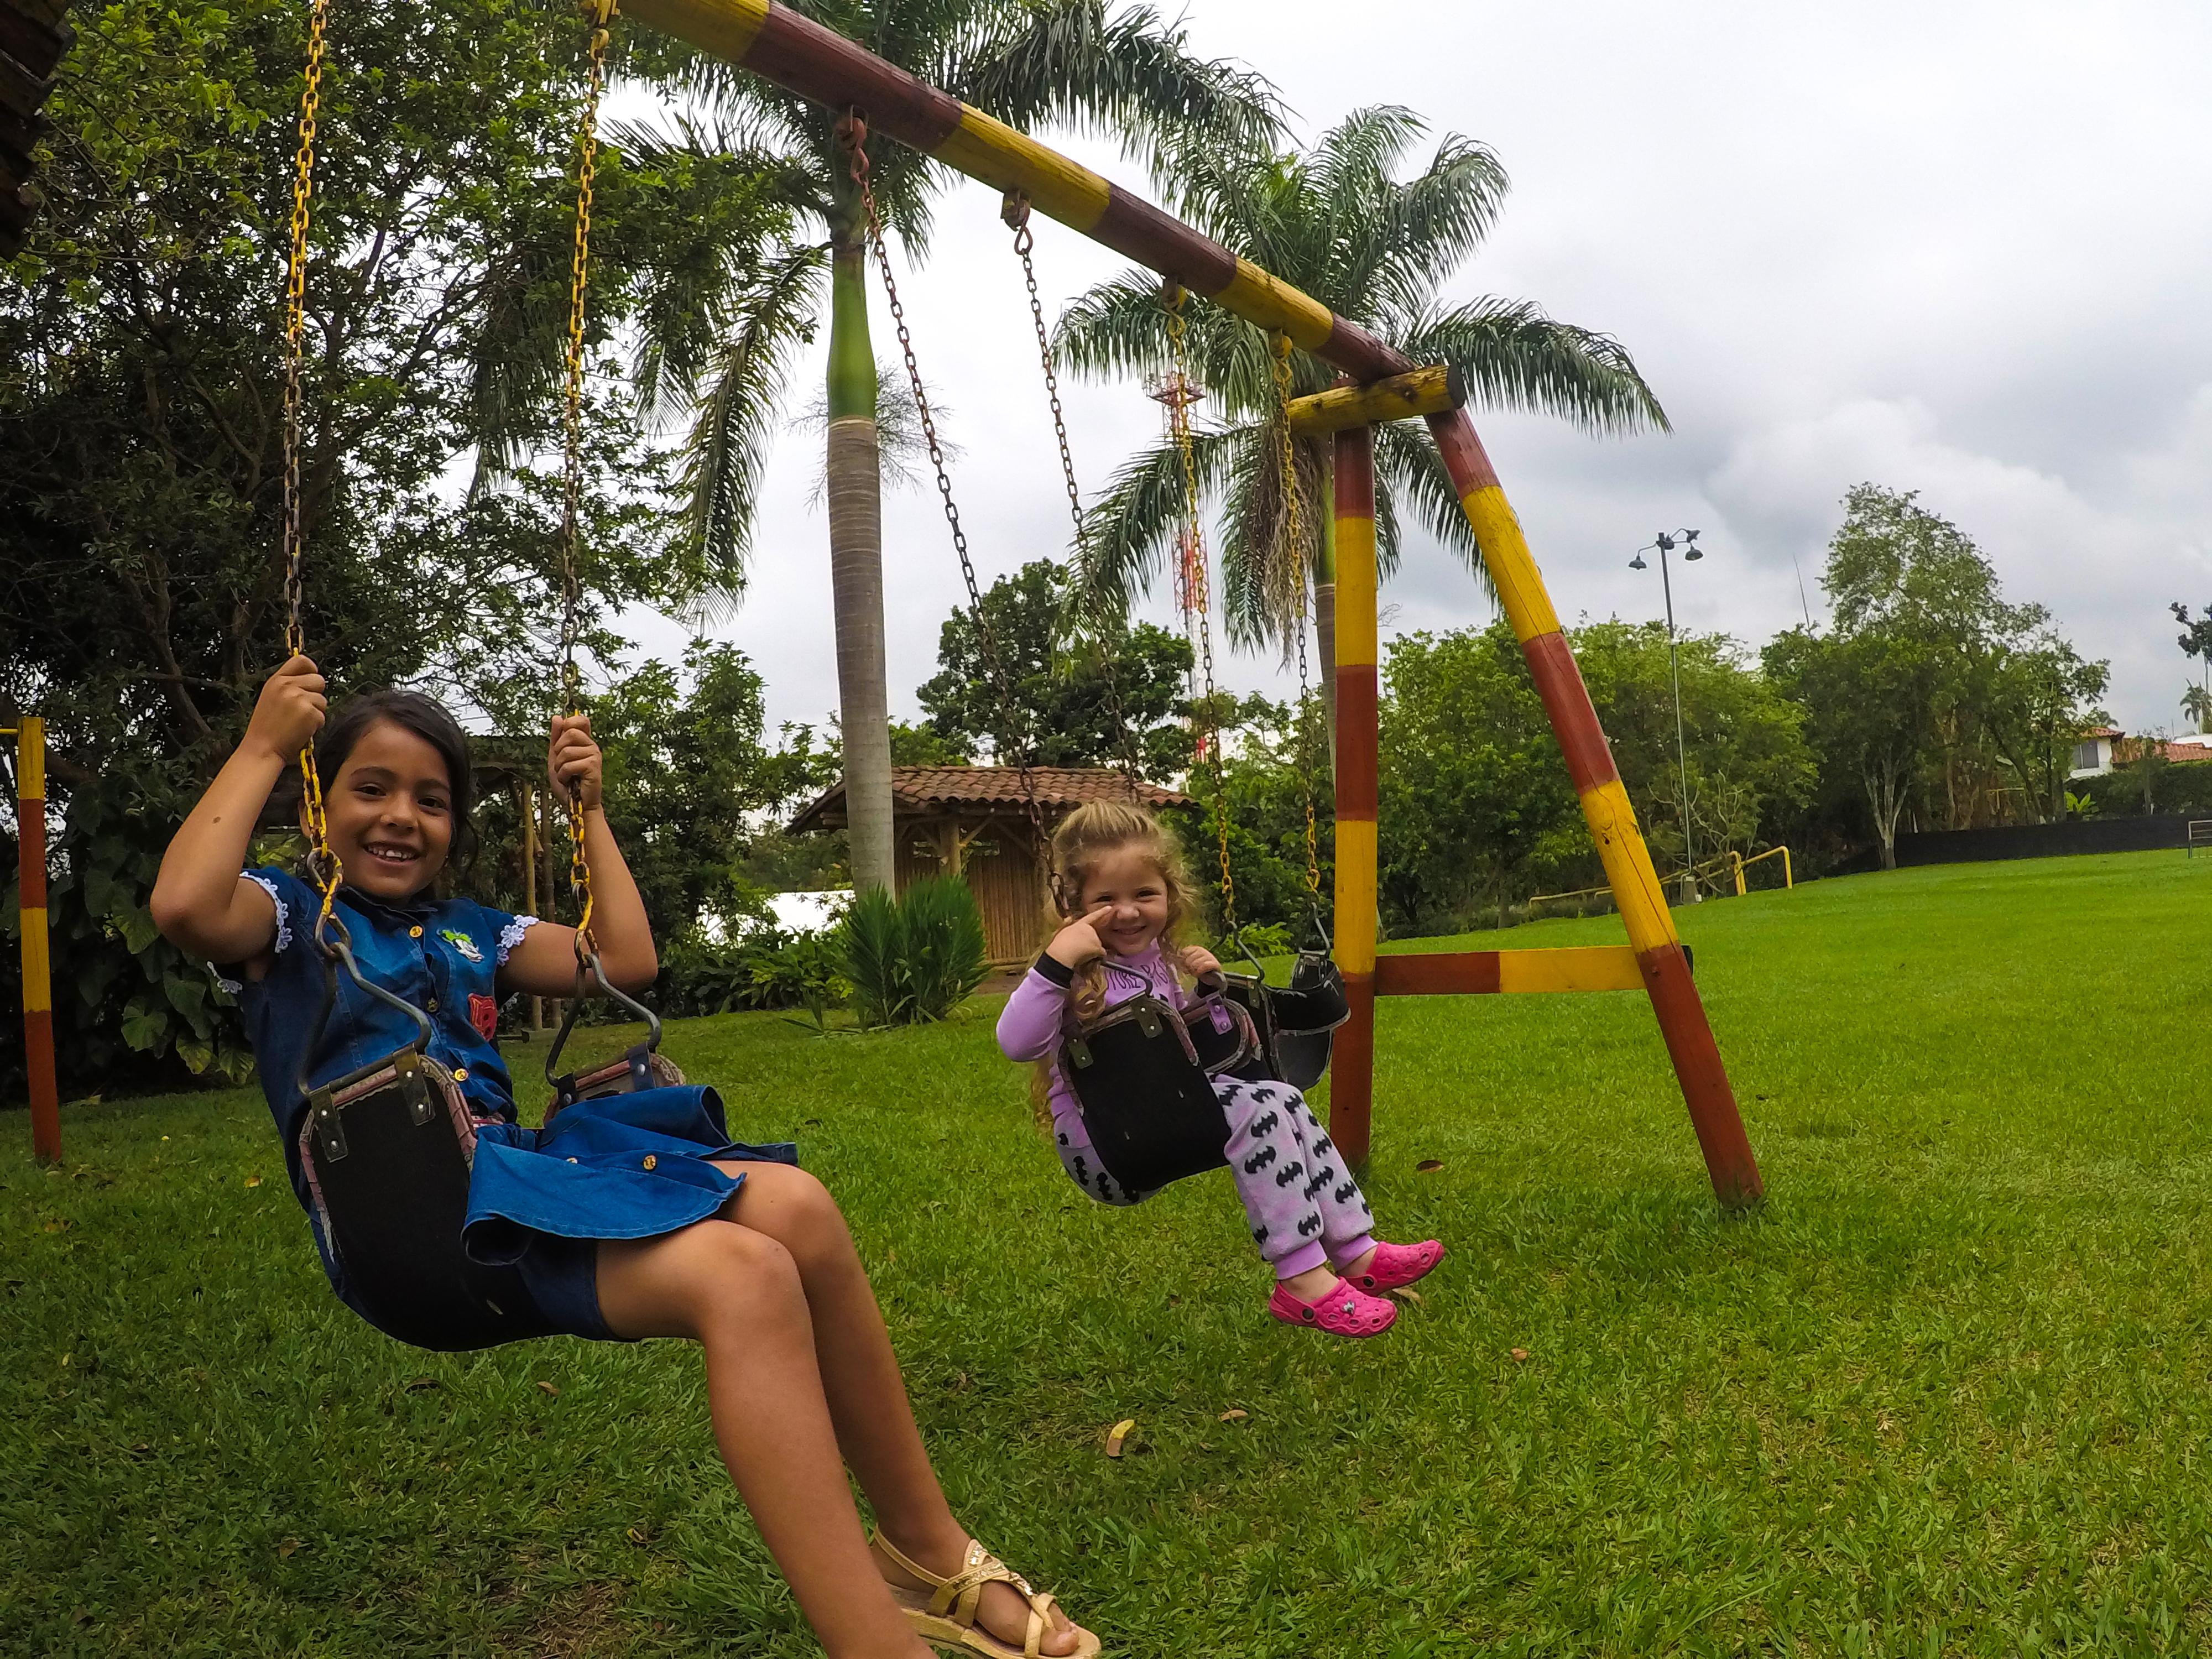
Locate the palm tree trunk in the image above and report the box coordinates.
[825,223,896,896]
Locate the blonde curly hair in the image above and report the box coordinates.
[1044,800,1204,1022]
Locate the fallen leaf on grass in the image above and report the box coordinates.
[536,1380,560,1397]
[41,1218,71,1233]
[1390,1288,1423,1306]
[1104,1418,1136,1458]
[1509,1348,1530,1363]
[277,1538,301,1558]
[244,1175,262,1188]
[1219,1408,1248,1422]
[1415,1159,1444,1173]
[127,1443,152,1458]
[404,1377,441,1392]
[626,1526,651,1547]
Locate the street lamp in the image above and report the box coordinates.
[1631,528,1704,904]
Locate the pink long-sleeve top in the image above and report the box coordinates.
[997,942,1199,1135]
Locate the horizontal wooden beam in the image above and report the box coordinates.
[1286,366,1464,436]
[1373,946,1645,997]
[620,0,1416,384]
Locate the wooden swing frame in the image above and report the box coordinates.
[619,0,1763,1207]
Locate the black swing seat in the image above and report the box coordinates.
[1060,990,1259,1193]
[545,950,682,1117]
[298,1047,557,1352]
[1218,949,1351,1092]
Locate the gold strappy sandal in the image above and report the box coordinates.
[869,1530,1102,1659]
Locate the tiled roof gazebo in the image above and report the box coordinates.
[789,766,1190,963]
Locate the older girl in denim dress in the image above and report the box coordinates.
[153,657,1095,1659]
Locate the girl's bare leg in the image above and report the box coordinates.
[713,1161,1081,1656]
[594,1219,934,1659]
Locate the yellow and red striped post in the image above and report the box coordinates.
[13,718,59,1165]
[1427,412,1761,1206]
[1329,424,1379,1169]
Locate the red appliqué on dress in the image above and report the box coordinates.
[468,994,498,1041]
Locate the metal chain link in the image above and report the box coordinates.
[555,0,615,958]
[846,119,1059,896]
[1270,333,1322,902]
[1002,191,1144,798]
[280,0,340,925]
[1162,286,1235,934]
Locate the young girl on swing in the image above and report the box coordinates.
[997,801,1443,1339]
[152,655,1094,1659]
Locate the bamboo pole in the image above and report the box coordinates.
[12,718,59,1164]
[1425,408,1762,1207]
[519,779,542,1035]
[1286,366,1463,436]
[1329,426,1378,1171]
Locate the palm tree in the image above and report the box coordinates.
[1055,106,1668,749]
[617,1,1280,893]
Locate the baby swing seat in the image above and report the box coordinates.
[1061,986,1259,1192]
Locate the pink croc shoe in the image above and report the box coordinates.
[1343,1239,1444,1295]
[1269,1276,1398,1338]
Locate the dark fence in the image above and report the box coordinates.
[1894,816,2194,866]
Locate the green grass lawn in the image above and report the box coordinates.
[7,851,2211,1656]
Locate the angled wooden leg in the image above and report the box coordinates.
[1426,412,1762,1207]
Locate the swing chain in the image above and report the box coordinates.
[1004,190,1144,797]
[1270,332,1322,901]
[846,118,1056,895]
[1162,285,1235,933]
[280,0,340,922]
[555,0,616,956]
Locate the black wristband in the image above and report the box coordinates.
[1030,952,1076,987]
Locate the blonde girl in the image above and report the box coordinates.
[997,802,1442,1338]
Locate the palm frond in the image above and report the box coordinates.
[1076,423,1238,615]
[1374,420,1486,596]
[674,239,826,611]
[1402,299,1668,436]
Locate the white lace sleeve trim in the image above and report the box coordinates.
[497,915,541,967]
[242,872,290,954]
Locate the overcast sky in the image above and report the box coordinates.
[609,0,2212,741]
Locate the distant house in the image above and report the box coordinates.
[2072,727,2212,778]
[787,766,1192,963]
[2070,727,2121,778]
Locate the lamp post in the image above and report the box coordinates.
[1630,529,1704,904]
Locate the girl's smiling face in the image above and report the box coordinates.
[1075,844,1172,957]
[311,717,455,901]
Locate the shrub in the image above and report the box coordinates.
[658,928,848,1026]
[836,877,988,1027]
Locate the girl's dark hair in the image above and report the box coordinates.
[311,689,479,882]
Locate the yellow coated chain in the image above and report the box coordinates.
[1270,333,1322,900]
[1163,286,1235,932]
[280,0,339,927]
[556,0,615,958]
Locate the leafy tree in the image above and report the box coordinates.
[1375,624,1584,933]
[1170,692,1333,940]
[1762,625,1938,870]
[0,0,794,1097]
[2172,602,2212,720]
[616,0,1281,894]
[916,559,1194,778]
[889,721,972,765]
[1056,105,1666,745]
[1764,486,2108,865]
[1570,620,1813,884]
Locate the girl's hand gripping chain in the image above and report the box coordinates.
[547,713,603,811]
[243,654,328,763]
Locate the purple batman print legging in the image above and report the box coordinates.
[1055,1076,1376,1280]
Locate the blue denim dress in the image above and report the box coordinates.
[232,866,794,1341]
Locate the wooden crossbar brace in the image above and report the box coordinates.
[1285,366,1463,436]
[1373,947,1644,997]
[621,0,1762,1207]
